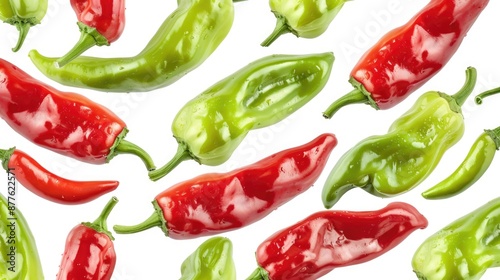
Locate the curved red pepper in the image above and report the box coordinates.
[323,0,489,118]
[113,133,338,239]
[0,147,118,204]
[247,202,428,280]
[57,197,118,280]
[0,58,155,171]
[56,0,126,67]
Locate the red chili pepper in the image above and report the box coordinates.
[113,133,337,239]
[0,58,155,171]
[323,0,489,119]
[57,196,118,280]
[57,0,126,67]
[0,147,118,204]
[246,202,428,280]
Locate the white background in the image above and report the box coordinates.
[1,0,500,279]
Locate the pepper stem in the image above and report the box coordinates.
[246,267,269,280]
[475,86,500,105]
[323,88,370,119]
[485,126,500,150]
[107,128,156,171]
[261,15,293,47]
[448,66,477,109]
[148,142,193,181]
[113,200,168,236]
[56,22,109,67]
[114,139,156,171]
[83,196,119,240]
[12,22,31,52]
[0,147,15,171]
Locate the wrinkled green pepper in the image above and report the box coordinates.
[412,197,500,280]
[0,192,44,279]
[28,0,234,92]
[0,0,48,52]
[148,52,334,181]
[180,237,236,280]
[262,0,347,46]
[322,67,477,209]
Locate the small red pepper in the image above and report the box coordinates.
[0,58,155,171]
[0,147,118,204]
[246,202,428,280]
[113,133,337,239]
[56,196,118,280]
[323,0,489,119]
[56,0,126,67]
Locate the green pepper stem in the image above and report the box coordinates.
[475,86,500,105]
[12,22,31,52]
[261,15,292,47]
[323,88,369,119]
[56,22,109,67]
[148,143,192,181]
[485,126,500,150]
[113,139,156,171]
[113,211,162,234]
[83,196,119,240]
[449,66,477,107]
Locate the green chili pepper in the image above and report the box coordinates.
[422,129,500,199]
[28,0,234,92]
[412,197,500,280]
[180,237,236,280]
[0,192,44,279]
[261,0,347,47]
[0,0,48,52]
[148,52,334,181]
[321,67,477,209]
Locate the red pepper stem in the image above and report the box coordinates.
[475,86,500,105]
[148,143,193,181]
[56,22,109,68]
[113,139,156,171]
[261,15,294,47]
[12,22,31,52]
[0,147,15,171]
[83,196,119,240]
[113,200,168,236]
[448,66,477,108]
[246,268,269,280]
[323,88,370,119]
[107,128,156,171]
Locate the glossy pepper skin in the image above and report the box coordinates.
[0,147,119,204]
[261,0,347,46]
[0,192,44,279]
[0,58,155,171]
[246,202,428,280]
[114,133,338,239]
[148,52,334,181]
[0,0,48,52]
[28,0,234,92]
[56,0,126,67]
[56,197,118,280]
[322,0,488,119]
[412,197,500,280]
[180,237,236,280]
[322,67,477,209]
[422,87,500,199]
